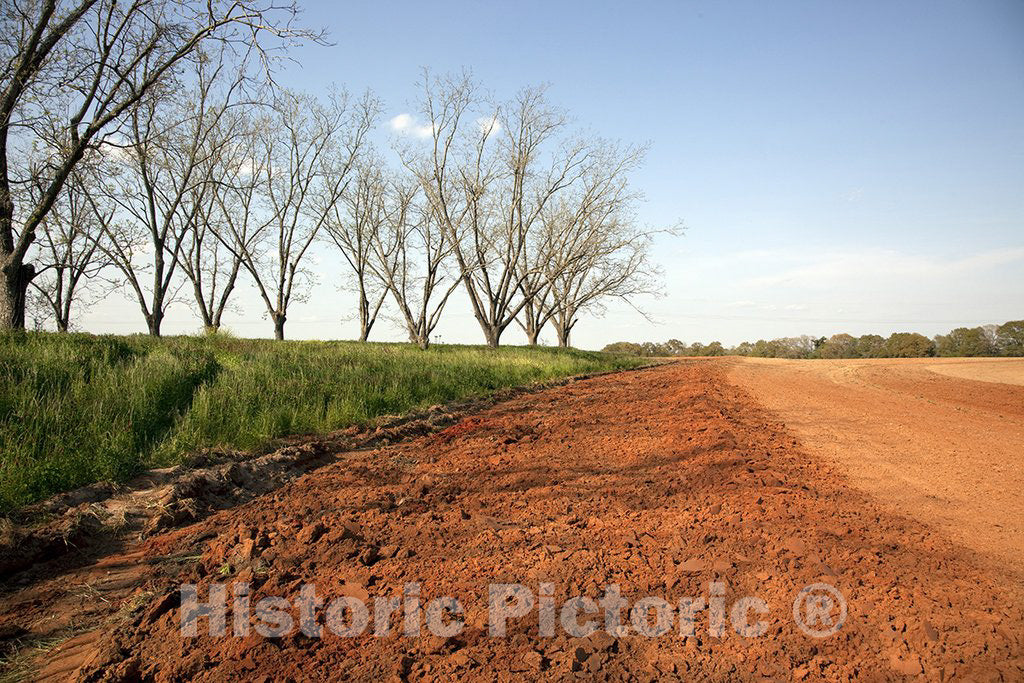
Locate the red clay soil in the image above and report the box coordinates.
[7,361,1024,681]
[727,357,1024,575]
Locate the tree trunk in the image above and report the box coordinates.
[554,311,577,349]
[273,314,286,340]
[197,304,214,331]
[358,312,373,342]
[58,289,72,333]
[146,312,163,337]
[405,325,430,350]
[0,260,32,331]
[358,294,370,342]
[0,277,18,330]
[556,325,571,348]
[356,288,384,343]
[483,325,500,349]
[207,262,239,333]
[521,302,539,346]
[204,307,220,333]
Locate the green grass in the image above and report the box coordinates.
[0,332,644,512]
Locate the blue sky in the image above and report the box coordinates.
[83,0,1024,347]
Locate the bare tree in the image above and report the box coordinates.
[180,174,245,332]
[203,111,269,331]
[404,73,589,347]
[520,139,656,347]
[540,142,671,348]
[368,179,461,350]
[180,188,244,332]
[515,225,556,346]
[323,156,389,342]
[0,0,320,331]
[229,89,375,340]
[546,218,662,348]
[29,161,114,331]
[100,60,242,336]
[177,57,253,332]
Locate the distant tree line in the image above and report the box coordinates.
[603,320,1024,359]
[1,3,674,349]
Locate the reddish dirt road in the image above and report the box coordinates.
[3,361,1023,681]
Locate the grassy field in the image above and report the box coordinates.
[0,332,644,512]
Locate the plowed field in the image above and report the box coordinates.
[3,359,1022,681]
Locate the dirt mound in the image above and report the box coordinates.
[0,372,622,583]
[30,362,1022,681]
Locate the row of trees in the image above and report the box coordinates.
[603,339,728,357]
[2,2,667,349]
[604,320,1024,358]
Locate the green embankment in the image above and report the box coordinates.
[0,333,643,511]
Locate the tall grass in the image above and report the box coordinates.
[0,332,642,511]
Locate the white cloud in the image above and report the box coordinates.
[98,137,134,163]
[842,187,864,202]
[389,113,434,138]
[388,113,499,140]
[476,115,501,136]
[234,156,262,178]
